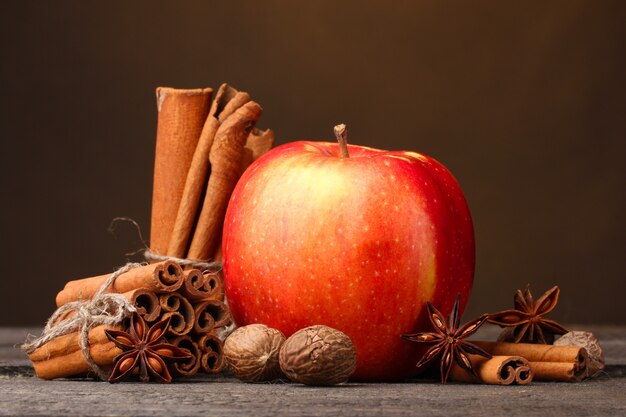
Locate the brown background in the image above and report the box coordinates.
[1,1,624,326]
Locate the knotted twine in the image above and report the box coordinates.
[21,263,143,380]
[143,249,221,273]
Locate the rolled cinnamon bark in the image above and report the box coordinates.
[161,311,185,333]
[450,355,533,385]
[160,293,195,336]
[193,299,230,334]
[529,361,586,382]
[205,270,225,301]
[28,324,121,380]
[123,289,160,322]
[198,333,224,374]
[179,269,223,301]
[515,364,533,384]
[187,101,262,261]
[472,341,587,364]
[206,127,276,264]
[56,261,184,307]
[151,87,213,256]
[169,335,202,377]
[167,84,252,258]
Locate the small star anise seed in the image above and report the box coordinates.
[487,285,568,344]
[105,312,191,383]
[401,293,491,384]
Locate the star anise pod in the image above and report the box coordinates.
[401,293,491,384]
[487,285,568,344]
[105,312,191,383]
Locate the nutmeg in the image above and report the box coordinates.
[279,325,356,386]
[223,324,286,382]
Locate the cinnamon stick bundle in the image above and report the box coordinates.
[28,83,270,383]
[450,355,533,385]
[56,261,184,307]
[28,325,122,380]
[472,341,588,382]
[151,87,213,256]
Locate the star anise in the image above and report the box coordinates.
[401,293,491,384]
[105,312,191,383]
[487,285,568,344]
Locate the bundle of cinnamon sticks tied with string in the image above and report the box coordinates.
[30,261,228,379]
[26,83,274,381]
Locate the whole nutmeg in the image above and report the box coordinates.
[279,325,357,386]
[223,324,286,382]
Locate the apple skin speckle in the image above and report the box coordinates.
[222,141,475,381]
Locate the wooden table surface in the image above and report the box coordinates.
[1,325,624,416]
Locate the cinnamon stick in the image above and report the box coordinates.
[167,84,251,258]
[472,341,587,364]
[198,333,224,374]
[151,87,213,256]
[56,261,184,307]
[123,289,160,322]
[179,269,223,301]
[204,270,225,301]
[207,127,275,263]
[450,355,533,385]
[160,293,195,336]
[170,335,202,377]
[193,299,230,334]
[28,324,121,380]
[529,361,586,382]
[187,101,263,261]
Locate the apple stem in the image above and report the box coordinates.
[334,124,350,158]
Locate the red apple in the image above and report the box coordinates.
[222,125,474,380]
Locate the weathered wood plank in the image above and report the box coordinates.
[1,326,625,417]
